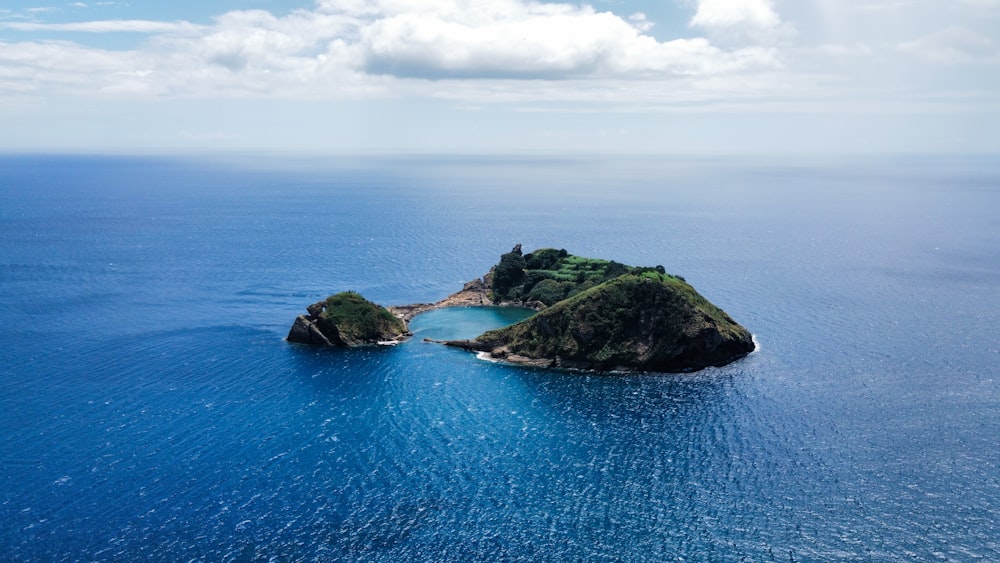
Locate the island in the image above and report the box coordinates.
[287,291,410,347]
[287,245,755,373]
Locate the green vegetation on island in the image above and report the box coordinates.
[287,245,755,373]
[491,244,675,307]
[444,245,755,373]
[287,291,409,347]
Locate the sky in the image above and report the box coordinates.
[1,0,998,154]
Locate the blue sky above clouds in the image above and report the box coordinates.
[1,0,998,153]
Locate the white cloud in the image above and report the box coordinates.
[690,0,781,30]
[0,0,788,103]
[897,26,999,63]
[958,0,1000,10]
[815,43,872,57]
[689,0,793,46]
[0,20,201,33]
[628,12,653,33]
[0,38,150,95]
[0,0,993,119]
[1,0,998,152]
[356,3,777,78]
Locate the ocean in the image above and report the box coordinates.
[1,154,998,561]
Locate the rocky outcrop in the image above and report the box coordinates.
[288,292,410,347]
[441,272,755,373]
[388,276,525,322]
[288,314,335,346]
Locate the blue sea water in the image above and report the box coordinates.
[1,153,998,561]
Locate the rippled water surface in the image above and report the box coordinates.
[1,154,998,560]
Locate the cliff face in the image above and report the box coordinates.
[288,292,410,347]
[445,272,755,373]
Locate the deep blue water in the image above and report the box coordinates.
[1,154,998,561]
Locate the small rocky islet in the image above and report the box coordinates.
[287,291,409,347]
[287,245,755,373]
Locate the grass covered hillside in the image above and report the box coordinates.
[319,292,408,344]
[447,246,755,373]
[491,245,680,307]
[288,291,409,347]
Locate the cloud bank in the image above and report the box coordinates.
[0,0,787,102]
[897,26,1000,63]
[0,0,997,153]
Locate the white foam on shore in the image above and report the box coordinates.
[750,333,760,354]
[476,351,502,363]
